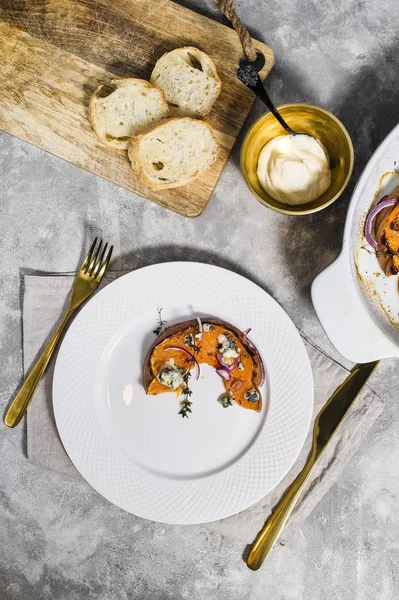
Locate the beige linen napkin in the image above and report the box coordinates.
[24,273,383,546]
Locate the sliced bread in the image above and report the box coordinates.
[128,117,219,189]
[89,78,169,150]
[150,47,221,117]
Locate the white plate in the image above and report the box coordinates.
[53,262,313,524]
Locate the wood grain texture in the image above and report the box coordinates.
[0,0,274,216]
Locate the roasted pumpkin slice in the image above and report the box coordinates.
[143,318,263,412]
[385,203,399,272]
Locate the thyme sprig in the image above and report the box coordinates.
[152,312,201,417]
[178,322,204,416]
[153,307,167,336]
[179,366,193,418]
[362,245,399,258]
[192,342,201,355]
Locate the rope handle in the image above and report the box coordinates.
[214,0,258,63]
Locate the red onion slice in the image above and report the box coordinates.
[196,316,203,341]
[243,328,257,352]
[163,346,200,380]
[216,353,237,371]
[243,331,265,386]
[216,366,231,381]
[364,196,397,248]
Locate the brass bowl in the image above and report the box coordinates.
[240,103,354,215]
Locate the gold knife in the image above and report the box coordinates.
[247,360,379,570]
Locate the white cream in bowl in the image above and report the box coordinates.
[257,134,331,205]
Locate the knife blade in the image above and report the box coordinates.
[313,360,379,454]
[246,359,379,571]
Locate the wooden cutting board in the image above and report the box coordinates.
[0,0,274,217]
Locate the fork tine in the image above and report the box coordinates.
[93,242,108,278]
[96,245,113,282]
[81,238,97,273]
[88,240,102,276]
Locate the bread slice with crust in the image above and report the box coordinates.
[128,117,219,189]
[89,78,169,150]
[150,47,221,117]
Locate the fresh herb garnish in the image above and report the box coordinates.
[179,366,193,418]
[192,342,201,355]
[153,307,167,336]
[362,246,376,256]
[362,245,399,258]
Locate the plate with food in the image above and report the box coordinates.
[312,122,399,362]
[53,262,313,524]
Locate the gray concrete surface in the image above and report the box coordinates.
[1,0,399,598]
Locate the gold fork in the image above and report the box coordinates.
[4,239,113,428]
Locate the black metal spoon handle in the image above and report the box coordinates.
[237,64,296,136]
